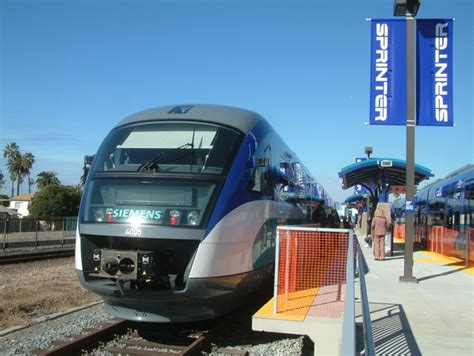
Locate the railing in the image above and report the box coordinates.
[0,217,77,251]
[354,237,375,356]
[273,226,374,355]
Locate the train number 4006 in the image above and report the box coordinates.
[125,227,142,237]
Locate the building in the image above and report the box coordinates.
[8,193,34,217]
[0,205,19,219]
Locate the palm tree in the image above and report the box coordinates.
[12,152,25,196]
[28,178,35,194]
[2,143,35,196]
[36,171,61,190]
[21,152,35,193]
[3,142,20,197]
[0,169,4,193]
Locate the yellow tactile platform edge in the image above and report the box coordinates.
[253,288,319,321]
[415,251,474,275]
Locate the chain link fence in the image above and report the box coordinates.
[0,217,77,251]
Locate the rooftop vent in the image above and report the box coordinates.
[168,105,194,114]
[378,160,393,168]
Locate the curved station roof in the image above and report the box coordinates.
[338,158,433,190]
[344,194,366,204]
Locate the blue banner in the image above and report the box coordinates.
[369,19,407,125]
[416,19,454,126]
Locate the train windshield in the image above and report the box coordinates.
[82,121,243,227]
[92,121,242,175]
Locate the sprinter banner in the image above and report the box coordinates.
[416,19,454,126]
[369,19,407,125]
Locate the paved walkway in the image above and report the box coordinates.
[357,234,474,355]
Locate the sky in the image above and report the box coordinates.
[0,0,472,202]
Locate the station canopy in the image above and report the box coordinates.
[344,194,366,208]
[344,194,366,205]
[338,158,433,190]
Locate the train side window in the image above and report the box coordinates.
[466,182,474,228]
[248,166,262,193]
[248,156,274,195]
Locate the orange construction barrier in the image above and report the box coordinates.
[274,227,354,317]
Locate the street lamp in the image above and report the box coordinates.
[394,0,421,17]
[394,0,420,283]
[365,146,373,159]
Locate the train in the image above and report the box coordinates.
[75,104,328,322]
[414,164,474,265]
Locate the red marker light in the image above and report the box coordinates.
[170,216,177,225]
[107,215,113,222]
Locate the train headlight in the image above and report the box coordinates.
[187,211,199,225]
[169,210,181,225]
[128,215,144,228]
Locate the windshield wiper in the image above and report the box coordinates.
[137,143,192,173]
[137,152,165,172]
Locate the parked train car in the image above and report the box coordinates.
[415,164,474,265]
[76,104,325,322]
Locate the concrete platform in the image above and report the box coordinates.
[252,285,345,354]
[358,235,474,355]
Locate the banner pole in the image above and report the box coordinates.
[400,16,418,283]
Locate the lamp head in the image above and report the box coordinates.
[393,0,421,17]
[365,146,373,158]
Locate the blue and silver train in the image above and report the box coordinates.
[414,164,474,265]
[76,104,327,322]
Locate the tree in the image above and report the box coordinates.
[22,152,35,193]
[28,178,35,193]
[0,194,9,207]
[28,185,81,218]
[2,143,35,196]
[0,169,4,193]
[36,171,61,190]
[3,142,20,197]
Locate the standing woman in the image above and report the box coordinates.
[371,208,390,261]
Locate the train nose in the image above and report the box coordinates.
[102,258,119,275]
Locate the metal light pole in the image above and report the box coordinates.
[395,0,419,283]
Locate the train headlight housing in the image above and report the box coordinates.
[169,210,181,225]
[187,211,199,225]
[94,209,105,222]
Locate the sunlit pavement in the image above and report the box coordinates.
[356,234,474,355]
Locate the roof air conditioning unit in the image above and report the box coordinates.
[378,160,393,168]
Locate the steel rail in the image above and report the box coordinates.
[0,248,75,264]
[35,319,129,356]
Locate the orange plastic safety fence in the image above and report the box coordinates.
[428,226,459,257]
[275,228,354,317]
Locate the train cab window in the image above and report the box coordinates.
[248,156,275,196]
[92,122,242,176]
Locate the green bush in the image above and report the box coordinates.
[29,185,81,218]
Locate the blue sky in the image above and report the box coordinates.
[0,0,472,202]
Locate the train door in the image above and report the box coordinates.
[250,144,277,268]
[261,145,274,198]
[449,181,464,259]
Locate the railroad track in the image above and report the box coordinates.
[33,318,218,356]
[0,248,75,264]
[28,287,273,355]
